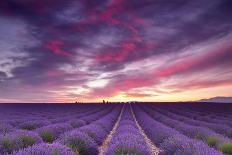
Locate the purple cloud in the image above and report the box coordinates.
[0,0,231,102]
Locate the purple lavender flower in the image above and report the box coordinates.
[36,123,73,143]
[13,143,76,155]
[140,104,231,150]
[161,134,223,155]
[18,120,50,130]
[68,120,87,128]
[106,106,150,155]
[79,124,106,145]
[0,123,14,134]
[0,130,42,154]
[58,130,98,155]
[132,105,223,155]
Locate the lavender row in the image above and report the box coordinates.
[106,105,150,155]
[54,105,122,155]
[35,104,115,143]
[140,105,231,153]
[161,105,232,127]
[132,105,223,155]
[151,105,232,138]
[10,105,122,155]
[0,104,113,136]
[49,105,113,124]
[0,130,43,154]
[0,105,106,134]
[0,104,118,154]
[0,104,93,123]
[13,143,76,155]
[165,103,232,121]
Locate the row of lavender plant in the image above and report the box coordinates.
[132,105,223,155]
[174,108,232,127]
[49,105,122,155]
[0,104,112,135]
[34,105,116,143]
[140,104,231,154]
[0,104,93,123]
[1,104,113,135]
[0,104,119,154]
[49,105,113,124]
[150,105,232,138]
[168,104,232,121]
[189,103,231,116]
[162,106,232,136]
[106,105,151,155]
[161,105,232,126]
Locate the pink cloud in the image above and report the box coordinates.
[88,75,155,98]
[155,46,232,78]
[167,79,232,91]
[89,45,232,98]
[43,40,72,57]
[94,41,156,64]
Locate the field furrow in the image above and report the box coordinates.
[130,104,161,155]
[98,105,125,155]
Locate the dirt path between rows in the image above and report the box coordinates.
[98,105,125,155]
[130,104,161,155]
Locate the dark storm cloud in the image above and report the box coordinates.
[0,0,231,102]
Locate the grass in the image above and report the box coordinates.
[206,136,219,148]
[18,134,37,148]
[39,130,55,143]
[220,142,232,155]
[0,138,14,153]
[67,138,87,155]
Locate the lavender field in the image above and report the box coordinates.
[0,103,231,155]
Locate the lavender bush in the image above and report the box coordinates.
[58,130,98,155]
[13,143,76,155]
[18,120,50,130]
[132,105,223,155]
[0,130,42,154]
[161,134,222,155]
[0,123,14,135]
[68,120,87,128]
[36,123,73,143]
[141,105,232,151]
[106,106,150,155]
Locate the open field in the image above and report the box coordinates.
[0,103,231,155]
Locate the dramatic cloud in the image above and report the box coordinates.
[0,0,231,102]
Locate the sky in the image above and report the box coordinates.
[0,0,232,103]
